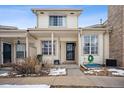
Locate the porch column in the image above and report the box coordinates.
[26,36,29,58]
[51,32,54,64]
[13,41,16,63]
[1,39,3,64]
[78,30,81,66]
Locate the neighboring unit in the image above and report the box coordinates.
[108,5,124,67]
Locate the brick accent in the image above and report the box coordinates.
[108,5,124,66]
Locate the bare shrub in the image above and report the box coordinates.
[13,57,38,75]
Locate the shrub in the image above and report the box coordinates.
[13,57,38,75]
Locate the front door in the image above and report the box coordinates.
[3,43,11,64]
[66,43,75,60]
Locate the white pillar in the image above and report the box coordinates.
[99,34,104,64]
[0,39,2,64]
[51,32,54,64]
[56,38,59,59]
[13,41,16,63]
[26,36,29,58]
[78,30,81,66]
[1,39,3,64]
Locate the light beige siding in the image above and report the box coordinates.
[103,33,109,63]
[67,15,78,28]
[37,14,49,28]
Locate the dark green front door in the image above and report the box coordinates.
[3,43,11,64]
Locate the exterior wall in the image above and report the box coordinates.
[67,15,78,28]
[80,32,107,65]
[37,14,49,28]
[36,12,78,28]
[60,41,66,63]
[29,47,37,58]
[28,36,37,58]
[108,6,124,66]
[103,33,109,63]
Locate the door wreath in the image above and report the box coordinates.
[88,55,94,63]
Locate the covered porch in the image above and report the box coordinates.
[29,29,79,65]
[0,30,36,64]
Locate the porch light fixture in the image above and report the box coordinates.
[17,40,20,45]
[17,38,21,45]
[70,12,75,14]
[40,12,44,14]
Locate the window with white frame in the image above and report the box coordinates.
[16,44,26,58]
[49,16,66,27]
[83,35,98,55]
[42,41,55,55]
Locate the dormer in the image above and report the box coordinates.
[32,8,82,29]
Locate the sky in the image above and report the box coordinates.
[0,5,107,29]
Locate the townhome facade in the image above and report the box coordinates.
[0,8,109,66]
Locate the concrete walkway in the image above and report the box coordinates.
[54,64,85,76]
[0,76,124,87]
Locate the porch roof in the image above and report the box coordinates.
[32,8,82,11]
[0,30,27,37]
[28,28,79,31]
[29,30,78,38]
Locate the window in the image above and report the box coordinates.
[16,44,26,58]
[83,35,98,54]
[49,16,66,27]
[42,41,55,55]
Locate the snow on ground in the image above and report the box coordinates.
[84,70,94,74]
[49,68,66,76]
[108,68,124,76]
[0,84,50,88]
[84,69,103,74]
[0,73,9,76]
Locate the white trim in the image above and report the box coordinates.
[51,32,54,64]
[26,36,29,58]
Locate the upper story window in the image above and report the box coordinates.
[49,16,66,27]
[83,35,98,55]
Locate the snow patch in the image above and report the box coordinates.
[0,73,9,76]
[84,71,94,74]
[49,68,66,76]
[108,68,124,76]
[0,84,50,88]
[84,69,102,74]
